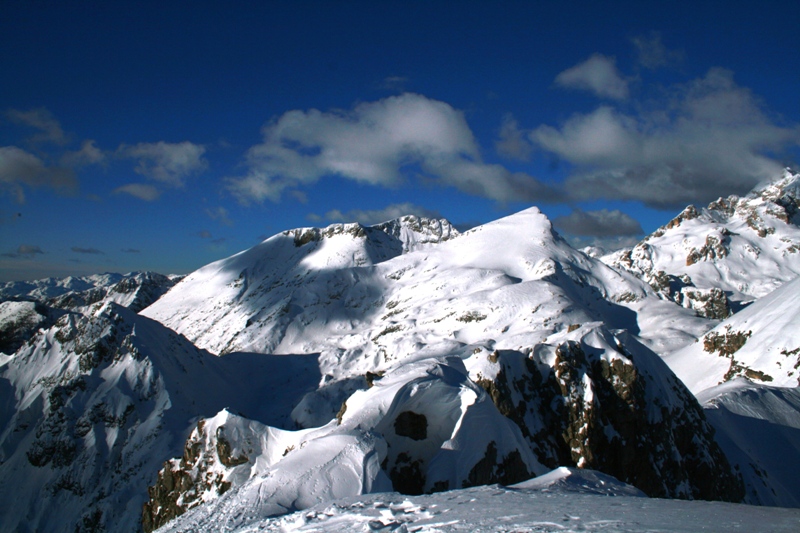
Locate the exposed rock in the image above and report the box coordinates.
[394,411,428,441]
[681,287,731,319]
[464,441,530,488]
[142,418,253,532]
[471,328,744,501]
[686,233,730,266]
[703,328,752,357]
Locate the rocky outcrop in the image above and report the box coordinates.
[468,327,745,501]
[0,300,58,353]
[142,418,254,533]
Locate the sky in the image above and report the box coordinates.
[1,1,799,282]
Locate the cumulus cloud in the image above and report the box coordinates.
[0,146,77,202]
[198,230,212,239]
[118,141,207,186]
[6,108,68,145]
[554,54,629,100]
[495,114,533,160]
[318,202,442,225]
[533,68,800,209]
[113,183,161,201]
[227,93,561,204]
[632,31,682,70]
[61,139,106,167]
[553,208,643,237]
[71,247,104,255]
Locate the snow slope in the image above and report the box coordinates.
[144,356,545,531]
[0,303,322,533]
[142,209,706,370]
[665,275,800,394]
[698,380,800,508]
[158,468,800,533]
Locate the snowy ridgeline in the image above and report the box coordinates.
[2,174,800,533]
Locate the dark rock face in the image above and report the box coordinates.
[464,441,530,488]
[142,420,243,533]
[394,411,427,441]
[473,333,745,502]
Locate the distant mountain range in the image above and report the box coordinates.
[2,171,799,532]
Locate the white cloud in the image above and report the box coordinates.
[227,93,561,204]
[632,31,682,70]
[495,114,533,160]
[0,146,77,203]
[61,139,106,167]
[118,141,207,186]
[532,68,800,208]
[319,202,442,225]
[555,54,629,100]
[113,183,161,201]
[553,208,643,237]
[6,108,68,145]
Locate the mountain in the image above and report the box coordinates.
[0,302,323,533]
[6,175,800,532]
[0,272,178,356]
[142,208,708,363]
[604,170,800,314]
[665,275,800,394]
[146,324,743,532]
[136,208,743,531]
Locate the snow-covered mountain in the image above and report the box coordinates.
[0,271,177,355]
[697,380,800,508]
[665,274,800,393]
[0,303,323,533]
[142,209,708,364]
[4,175,800,532]
[0,271,180,310]
[132,208,746,530]
[604,170,800,311]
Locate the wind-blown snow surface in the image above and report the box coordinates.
[157,468,800,533]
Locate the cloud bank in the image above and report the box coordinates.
[313,202,442,226]
[227,93,562,204]
[553,208,643,237]
[530,67,800,209]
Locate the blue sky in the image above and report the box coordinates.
[2,1,799,281]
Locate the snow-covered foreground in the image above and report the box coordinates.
[158,468,800,533]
